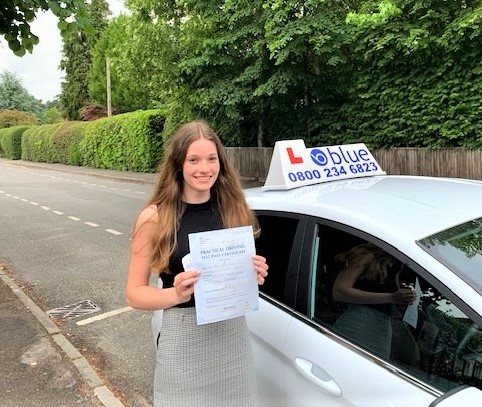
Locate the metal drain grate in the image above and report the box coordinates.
[47,300,100,321]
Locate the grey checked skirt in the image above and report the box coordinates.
[332,304,393,359]
[153,307,257,407]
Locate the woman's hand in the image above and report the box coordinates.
[253,255,269,285]
[392,288,415,305]
[173,270,200,303]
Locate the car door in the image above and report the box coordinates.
[249,210,436,406]
[286,218,482,406]
[247,211,305,407]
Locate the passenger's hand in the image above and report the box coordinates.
[253,255,269,285]
[392,288,415,305]
[173,270,200,303]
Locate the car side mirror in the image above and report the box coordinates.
[430,386,482,407]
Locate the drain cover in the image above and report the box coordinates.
[47,300,100,321]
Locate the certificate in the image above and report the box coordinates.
[187,225,259,325]
[403,277,421,328]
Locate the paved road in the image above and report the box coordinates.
[0,160,159,406]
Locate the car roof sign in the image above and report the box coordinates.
[262,139,386,190]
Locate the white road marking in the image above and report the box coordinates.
[1,185,131,238]
[76,306,133,326]
[105,229,123,236]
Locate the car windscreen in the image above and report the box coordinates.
[417,217,482,296]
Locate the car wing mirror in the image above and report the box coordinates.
[429,386,482,407]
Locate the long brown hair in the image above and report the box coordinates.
[138,120,259,272]
[335,242,396,283]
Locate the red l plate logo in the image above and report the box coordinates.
[287,147,303,164]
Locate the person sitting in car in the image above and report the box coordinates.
[331,242,415,358]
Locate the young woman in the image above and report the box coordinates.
[126,120,269,407]
[331,242,414,358]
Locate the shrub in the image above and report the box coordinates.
[79,109,165,172]
[47,121,88,165]
[0,125,31,159]
[0,109,38,128]
[21,123,63,162]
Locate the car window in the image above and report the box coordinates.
[255,213,299,304]
[417,217,482,296]
[311,223,482,393]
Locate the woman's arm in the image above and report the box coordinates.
[126,205,199,310]
[332,254,396,305]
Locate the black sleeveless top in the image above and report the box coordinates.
[353,262,400,316]
[160,199,223,308]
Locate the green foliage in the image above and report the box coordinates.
[60,0,111,120]
[51,121,88,165]
[79,110,165,172]
[44,107,63,124]
[0,71,46,118]
[0,0,93,56]
[335,0,482,148]
[60,29,91,120]
[21,123,63,162]
[0,125,31,159]
[0,109,38,128]
[20,121,88,164]
[122,0,358,147]
[95,0,482,149]
[89,14,180,114]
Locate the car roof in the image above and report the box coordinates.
[244,175,482,241]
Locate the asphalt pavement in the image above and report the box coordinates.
[0,159,263,407]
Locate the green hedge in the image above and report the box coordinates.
[0,125,33,159]
[0,126,24,159]
[79,109,165,172]
[21,123,64,162]
[20,122,87,165]
[51,122,88,165]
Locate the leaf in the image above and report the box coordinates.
[8,39,21,52]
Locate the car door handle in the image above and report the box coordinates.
[294,357,342,397]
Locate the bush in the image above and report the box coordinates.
[79,109,165,172]
[51,121,88,165]
[0,109,38,128]
[21,123,63,162]
[80,104,121,121]
[0,125,31,159]
[20,122,88,164]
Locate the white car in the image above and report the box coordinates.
[245,140,482,406]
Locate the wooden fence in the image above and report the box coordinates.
[226,147,482,182]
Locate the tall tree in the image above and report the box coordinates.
[340,0,482,147]
[60,0,110,120]
[89,15,173,113]
[0,70,45,119]
[125,0,358,147]
[125,0,272,145]
[0,0,92,56]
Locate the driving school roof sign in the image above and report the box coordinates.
[262,139,385,190]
